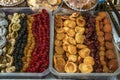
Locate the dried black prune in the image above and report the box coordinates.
[13,15,28,72]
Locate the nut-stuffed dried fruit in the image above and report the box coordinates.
[79,63,93,73]
[68,45,77,54]
[65,62,77,73]
[78,48,90,58]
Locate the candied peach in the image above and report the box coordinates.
[95,16,102,21]
[105,41,114,49]
[108,59,118,72]
[98,12,107,19]
[103,24,112,33]
[104,17,111,24]
[104,32,113,41]
[105,49,116,59]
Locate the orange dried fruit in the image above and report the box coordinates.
[65,62,77,73]
[84,56,95,65]
[54,56,66,72]
[55,46,64,55]
[76,16,85,27]
[79,63,93,73]
[78,48,90,58]
[68,55,77,62]
[56,33,65,40]
[68,45,77,54]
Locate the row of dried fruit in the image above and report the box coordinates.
[0,9,49,72]
[53,11,118,73]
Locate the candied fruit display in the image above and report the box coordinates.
[0,9,49,73]
[53,11,118,73]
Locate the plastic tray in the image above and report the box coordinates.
[0,7,51,78]
[49,9,120,79]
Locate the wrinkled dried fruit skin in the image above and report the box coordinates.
[84,14,103,72]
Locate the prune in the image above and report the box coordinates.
[85,14,102,72]
[13,15,28,72]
